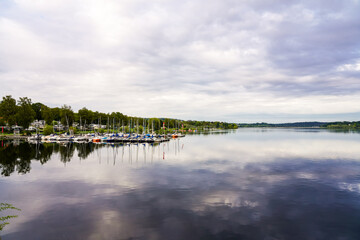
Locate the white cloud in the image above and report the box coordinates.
[1,0,360,122]
[337,62,360,72]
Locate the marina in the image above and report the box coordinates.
[27,132,185,144]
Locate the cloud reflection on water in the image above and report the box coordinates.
[1,129,360,239]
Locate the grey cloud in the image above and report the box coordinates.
[265,2,360,75]
[247,77,360,97]
[1,0,360,121]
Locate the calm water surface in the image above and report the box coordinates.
[1,129,360,239]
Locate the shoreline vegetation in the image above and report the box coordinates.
[238,121,360,130]
[0,95,238,136]
[0,203,21,232]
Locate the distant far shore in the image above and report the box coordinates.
[237,121,360,130]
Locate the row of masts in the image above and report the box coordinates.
[28,116,185,142]
[78,117,184,135]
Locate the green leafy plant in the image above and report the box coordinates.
[0,203,21,231]
[69,126,78,134]
[43,125,54,135]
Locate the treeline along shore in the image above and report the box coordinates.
[0,95,238,135]
[238,121,360,130]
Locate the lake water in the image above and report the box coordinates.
[1,129,360,240]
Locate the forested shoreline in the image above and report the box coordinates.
[238,121,360,130]
[2,95,358,133]
[0,95,238,133]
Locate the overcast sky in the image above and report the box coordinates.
[1,0,360,123]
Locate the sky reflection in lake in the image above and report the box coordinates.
[1,129,360,239]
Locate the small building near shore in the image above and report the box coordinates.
[53,124,65,131]
[90,124,107,130]
[12,125,22,135]
[30,120,46,129]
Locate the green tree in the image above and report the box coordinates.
[16,97,36,129]
[0,96,18,126]
[31,102,45,120]
[78,107,93,124]
[60,105,74,127]
[0,118,5,126]
[41,105,53,124]
[43,125,54,135]
[51,108,61,122]
[69,126,78,134]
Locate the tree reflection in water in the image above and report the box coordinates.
[0,140,165,177]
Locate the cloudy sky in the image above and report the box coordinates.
[0,0,360,123]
